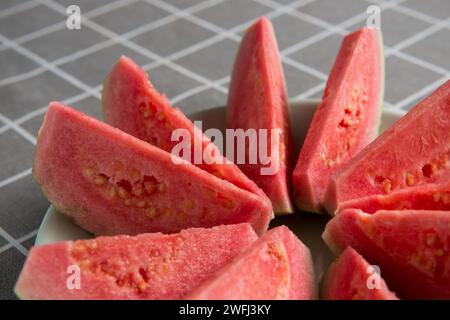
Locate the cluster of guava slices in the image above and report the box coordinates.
[15,16,449,299]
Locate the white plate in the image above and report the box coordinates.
[35,100,405,278]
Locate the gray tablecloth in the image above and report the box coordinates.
[0,0,449,299]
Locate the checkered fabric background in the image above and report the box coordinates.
[0,0,449,299]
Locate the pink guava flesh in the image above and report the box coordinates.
[325,80,450,213]
[33,103,272,236]
[186,226,316,300]
[293,27,384,214]
[323,209,450,299]
[15,224,258,300]
[226,17,293,214]
[322,247,398,300]
[102,56,273,217]
[337,182,450,214]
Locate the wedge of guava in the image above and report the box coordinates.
[102,56,272,217]
[323,208,450,299]
[325,80,450,213]
[15,224,257,299]
[322,247,398,300]
[226,17,293,214]
[33,102,272,236]
[337,182,450,214]
[293,27,384,214]
[186,226,316,300]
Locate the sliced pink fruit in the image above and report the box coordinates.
[293,27,384,214]
[337,182,450,214]
[323,208,450,299]
[322,247,398,300]
[15,224,257,300]
[102,56,272,215]
[186,226,316,300]
[226,17,293,214]
[33,102,272,236]
[325,80,450,213]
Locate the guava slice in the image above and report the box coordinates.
[33,102,272,236]
[186,226,316,300]
[293,27,384,214]
[337,182,450,214]
[226,17,293,214]
[322,247,398,300]
[102,56,272,216]
[15,224,258,299]
[323,208,450,299]
[325,80,450,213]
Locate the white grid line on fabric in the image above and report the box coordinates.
[366,0,449,28]
[0,227,29,256]
[37,0,328,95]
[0,0,446,152]
[0,113,37,145]
[255,0,449,107]
[0,0,313,133]
[387,17,450,53]
[0,0,283,192]
[148,0,328,80]
[280,0,406,56]
[170,0,448,105]
[256,0,449,77]
[0,67,46,88]
[0,1,39,20]
[0,229,38,255]
[0,0,143,52]
[0,168,32,189]
[171,75,230,105]
[0,32,102,148]
[34,0,232,94]
[0,0,320,111]
[1,0,226,149]
[145,0,329,81]
[0,0,313,135]
[0,0,225,88]
[395,75,450,110]
[294,82,325,100]
[0,3,230,136]
[0,34,102,97]
[2,0,445,140]
[0,0,319,92]
[0,91,92,135]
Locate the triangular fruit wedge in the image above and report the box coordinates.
[15,224,257,299]
[322,247,398,300]
[293,27,384,214]
[33,103,272,236]
[226,17,293,214]
[325,80,450,213]
[102,56,272,216]
[323,208,450,299]
[337,182,450,214]
[186,226,316,300]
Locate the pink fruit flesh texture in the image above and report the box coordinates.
[325,80,450,213]
[322,247,398,300]
[33,103,271,236]
[15,224,257,300]
[337,182,450,214]
[186,225,316,300]
[323,209,450,299]
[293,27,383,214]
[102,56,272,218]
[226,17,293,214]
